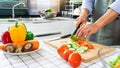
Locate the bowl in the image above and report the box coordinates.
[39,12,57,19]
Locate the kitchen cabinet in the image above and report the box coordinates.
[0,0,28,17]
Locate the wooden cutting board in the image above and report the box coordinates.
[44,38,115,62]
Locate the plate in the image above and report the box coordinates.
[3,47,40,55]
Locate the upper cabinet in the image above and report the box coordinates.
[0,0,27,9]
[0,0,28,16]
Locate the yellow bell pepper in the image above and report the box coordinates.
[9,22,26,43]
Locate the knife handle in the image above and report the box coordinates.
[61,34,71,38]
[72,23,80,35]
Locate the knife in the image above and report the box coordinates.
[72,23,80,35]
[48,23,81,41]
[34,32,61,37]
[48,34,71,41]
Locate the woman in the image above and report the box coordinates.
[76,0,120,45]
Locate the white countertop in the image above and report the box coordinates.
[0,36,120,68]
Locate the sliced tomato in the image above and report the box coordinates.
[57,44,69,57]
[77,40,84,45]
[87,44,94,49]
[81,42,88,46]
[68,52,82,68]
[62,49,73,61]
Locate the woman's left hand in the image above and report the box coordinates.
[76,23,100,40]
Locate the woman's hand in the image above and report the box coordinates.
[76,8,89,27]
[76,23,100,39]
[76,14,87,27]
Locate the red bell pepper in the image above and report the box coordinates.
[1,31,12,44]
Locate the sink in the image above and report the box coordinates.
[0,17,56,23]
[0,18,33,23]
[0,17,75,24]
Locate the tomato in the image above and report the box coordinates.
[87,44,94,49]
[68,52,82,68]
[57,44,69,57]
[81,42,88,46]
[77,40,84,45]
[62,49,73,61]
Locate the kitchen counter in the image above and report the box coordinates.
[0,17,120,68]
[0,35,120,68]
[0,17,76,37]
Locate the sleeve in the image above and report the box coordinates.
[109,0,120,14]
[81,0,94,15]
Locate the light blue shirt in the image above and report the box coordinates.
[81,0,120,15]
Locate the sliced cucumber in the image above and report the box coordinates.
[70,42,80,49]
[76,46,88,54]
[67,44,72,48]
[66,39,88,54]
[69,48,76,51]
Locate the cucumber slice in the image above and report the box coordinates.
[70,42,80,49]
[69,48,76,51]
[76,46,88,54]
[67,44,72,48]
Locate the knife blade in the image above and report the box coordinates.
[48,34,71,41]
[72,23,80,35]
[48,22,81,41]
[34,32,61,37]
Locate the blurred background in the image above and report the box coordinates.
[0,0,82,18]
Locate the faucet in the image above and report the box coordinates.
[12,2,26,18]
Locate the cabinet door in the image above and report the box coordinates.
[0,0,28,16]
[0,0,27,9]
